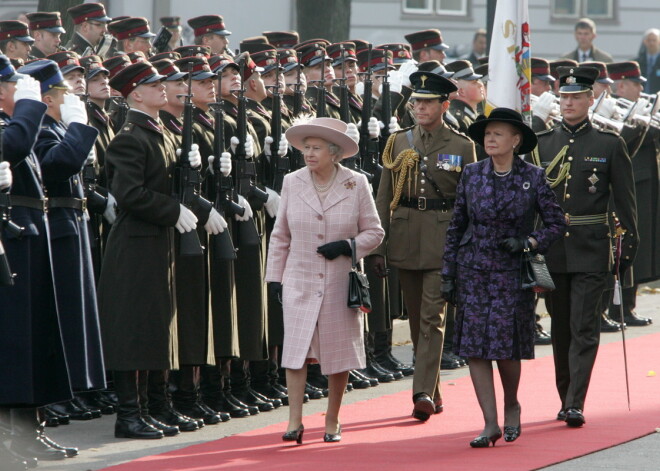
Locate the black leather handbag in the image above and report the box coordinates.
[521,249,555,293]
[347,238,371,313]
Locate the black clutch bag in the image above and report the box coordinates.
[347,238,371,313]
[521,249,555,293]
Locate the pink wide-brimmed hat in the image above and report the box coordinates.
[285,117,359,159]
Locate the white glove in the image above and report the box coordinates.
[355,81,364,97]
[264,136,274,158]
[368,117,380,139]
[235,194,253,221]
[175,204,198,233]
[103,192,117,224]
[13,76,42,102]
[388,116,400,134]
[60,93,88,126]
[596,96,616,119]
[85,148,97,165]
[0,161,12,190]
[346,122,360,143]
[264,187,281,218]
[230,135,255,158]
[176,143,201,168]
[533,91,555,122]
[219,152,232,176]
[398,61,419,88]
[204,207,228,235]
[277,135,288,157]
[387,69,403,94]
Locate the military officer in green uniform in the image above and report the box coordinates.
[372,71,476,421]
[531,66,638,428]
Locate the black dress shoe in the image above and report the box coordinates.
[434,398,443,414]
[305,383,326,399]
[352,369,378,387]
[233,389,274,412]
[212,393,250,418]
[306,371,329,390]
[42,407,60,427]
[600,313,622,332]
[10,437,67,461]
[199,402,230,422]
[250,388,282,408]
[412,394,435,422]
[150,407,200,432]
[556,409,566,421]
[469,430,502,448]
[77,392,115,415]
[503,425,521,442]
[348,370,371,389]
[440,352,461,370]
[49,401,92,421]
[44,406,69,425]
[444,352,467,368]
[72,396,102,419]
[142,415,180,436]
[565,408,585,427]
[115,415,164,439]
[623,312,652,326]
[376,353,414,376]
[360,364,394,383]
[534,328,552,345]
[373,361,404,380]
[323,425,342,443]
[226,393,260,415]
[282,425,304,445]
[252,383,289,406]
[174,401,223,425]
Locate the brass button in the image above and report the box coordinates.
[565,232,570,237]
[568,156,573,161]
[420,188,425,193]
[567,174,572,179]
[317,215,322,221]
[565,193,571,199]
[420,179,426,184]
[318,273,324,279]
[569,139,574,143]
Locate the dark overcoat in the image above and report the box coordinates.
[98,110,180,371]
[34,115,105,391]
[0,101,72,406]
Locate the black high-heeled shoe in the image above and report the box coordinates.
[469,430,502,448]
[503,425,521,442]
[323,425,341,443]
[282,425,304,445]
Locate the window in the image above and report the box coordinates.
[403,0,433,14]
[437,0,467,16]
[403,0,469,17]
[551,0,615,20]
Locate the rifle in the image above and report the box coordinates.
[174,65,209,256]
[290,52,305,170]
[0,126,22,286]
[269,54,289,192]
[208,71,240,261]
[380,67,393,143]
[337,45,350,124]
[315,53,327,118]
[235,59,268,246]
[109,95,130,131]
[358,44,383,190]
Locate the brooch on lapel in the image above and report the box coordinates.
[344,180,356,190]
[522,181,530,190]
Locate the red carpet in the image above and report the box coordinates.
[104,333,660,471]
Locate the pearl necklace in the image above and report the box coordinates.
[494,168,512,177]
[312,167,337,193]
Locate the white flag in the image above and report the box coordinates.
[486,0,532,124]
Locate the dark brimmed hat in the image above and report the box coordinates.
[0,21,34,42]
[357,48,394,73]
[109,61,165,98]
[80,55,109,79]
[549,59,578,81]
[285,117,358,159]
[581,61,613,84]
[296,38,330,49]
[557,66,599,93]
[295,42,331,68]
[174,45,211,59]
[127,51,147,64]
[474,63,489,82]
[174,56,216,80]
[17,59,67,94]
[251,49,281,75]
[531,58,555,82]
[278,49,302,73]
[409,71,456,100]
[468,108,538,154]
[152,59,187,81]
[47,50,84,75]
[68,3,111,25]
[417,60,454,79]
[445,60,481,81]
[0,54,26,82]
[327,42,357,67]
[103,54,132,79]
[108,17,155,40]
[208,54,239,73]
[607,61,646,83]
[188,15,231,37]
[379,43,413,64]
[26,12,65,34]
[263,31,299,49]
[160,16,181,29]
[404,29,449,52]
[149,51,181,63]
[239,37,272,54]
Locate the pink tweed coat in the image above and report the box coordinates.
[265,165,384,375]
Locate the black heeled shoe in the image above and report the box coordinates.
[469,430,502,448]
[323,425,341,443]
[282,425,304,444]
[503,425,521,442]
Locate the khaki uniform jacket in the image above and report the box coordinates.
[374,122,476,270]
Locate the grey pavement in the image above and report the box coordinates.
[33,286,660,471]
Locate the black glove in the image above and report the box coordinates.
[268,282,282,304]
[370,255,389,278]
[499,237,530,254]
[612,258,632,277]
[441,276,457,306]
[317,240,352,260]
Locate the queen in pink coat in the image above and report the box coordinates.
[266,117,384,445]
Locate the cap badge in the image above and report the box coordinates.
[569,68,574,74]
[314,50,322,57]
[566,76,576,84]
[266,58,275,65]
[420,74,428,89]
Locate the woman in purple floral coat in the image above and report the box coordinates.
[441,108,566,448]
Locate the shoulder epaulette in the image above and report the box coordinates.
[392,125,415,135]
[447,125,472,140]
[536,127,555,137]
[594,127,618,137]
[120,122,135,133]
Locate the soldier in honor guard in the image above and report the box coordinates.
[531,66,638,427]
[605,61,658,326]
[327,42,362,124]
[160,17,183,52]
[404,29,450,65]
[25,12,65,59]
[47,50,85,94]
[108,17,155,56]
[372,71,476,421]
[188,15,232,55]
[102,54,132,133]
[0,21,34,62]
[296,41,342,120]
[279,48,314,117]
[263,31,299,49]
[239,36,271,55]
[530,58,557,132]
[0,55,78,465]
[445,60,484,136]
[581,61,613,99]
[65,3,112,56]
[175,45,211,59]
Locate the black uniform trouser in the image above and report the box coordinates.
[546,271,608,411]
